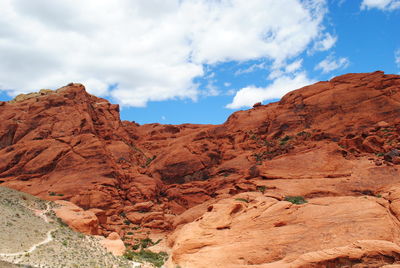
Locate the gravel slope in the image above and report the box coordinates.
[0,186,136,268]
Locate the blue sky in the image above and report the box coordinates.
[0,0,399,125]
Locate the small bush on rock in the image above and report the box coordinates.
[284,196,307,204]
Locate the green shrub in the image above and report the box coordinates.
[256,186,266,193]
[145,156,156,166]
[234,198,249,203]
[140,238,162,249]
[49,191,64,196]
[284,196,307,205]
[279,135,292,146]
[253,153,263,163]
[296,131,310,137]
[130,237,162,251]
[140,238,153,249]
[56,217,68,227]
[263,140,274,147]
[123,250,168,267]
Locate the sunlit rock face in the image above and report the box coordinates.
[1,71,400,267]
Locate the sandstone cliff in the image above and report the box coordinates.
[1,71,400,267]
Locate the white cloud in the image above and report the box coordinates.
[315,55,349,73]
[313,33,337,52]
[226,72,314,109]
[395,49,400,67]
[0,0,330,107]
[361,0,400,10]
[234,62,267,76]
[226,89,236,96]
[203,82,220,97]
[285,59,303,73]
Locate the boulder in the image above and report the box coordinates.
[100,232,126,256]
[53,200,99,235]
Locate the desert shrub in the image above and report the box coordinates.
[130,237,162,251]
[57,217,68,227]
[256,186,266,193]
[49,191,63,196]
[279,135,292,146]
[284,196,307,204]
[253,153,263,163]
[123,250,168,267]
[296,131,310,136]
[139,238,162,249]
[145,156,156,166]
[234,198,249,203]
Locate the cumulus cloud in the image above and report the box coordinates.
[0,0,330,107]
[227,58,311,109]
[226,72,314,109]
[315,55,349,73]
[313,33,337,52]
[285,59,304,73]
[361,0,400,10]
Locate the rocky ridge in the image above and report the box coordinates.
[1,71,400,267]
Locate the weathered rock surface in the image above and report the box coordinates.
[100,232,126,256]
[166,192,400,267]
[1,71,400,267]
[53,200,99,235]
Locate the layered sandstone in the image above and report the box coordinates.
[1,71,400,267]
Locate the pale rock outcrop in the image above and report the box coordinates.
[100,232,126,256]
[167,192,400,268]
[53,200,99,235]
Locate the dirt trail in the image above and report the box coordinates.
[0,229,55,257]
[0,202,55,258]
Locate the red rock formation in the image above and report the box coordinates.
[53,200,99,235]
[166,192,400,268]
[100,232,126,256]
[1,71,400,267]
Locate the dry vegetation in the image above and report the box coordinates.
[0,186,140,268]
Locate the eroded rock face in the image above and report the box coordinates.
[167,192,400,268]
[53,200,99,235]
[1,72,400,267]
